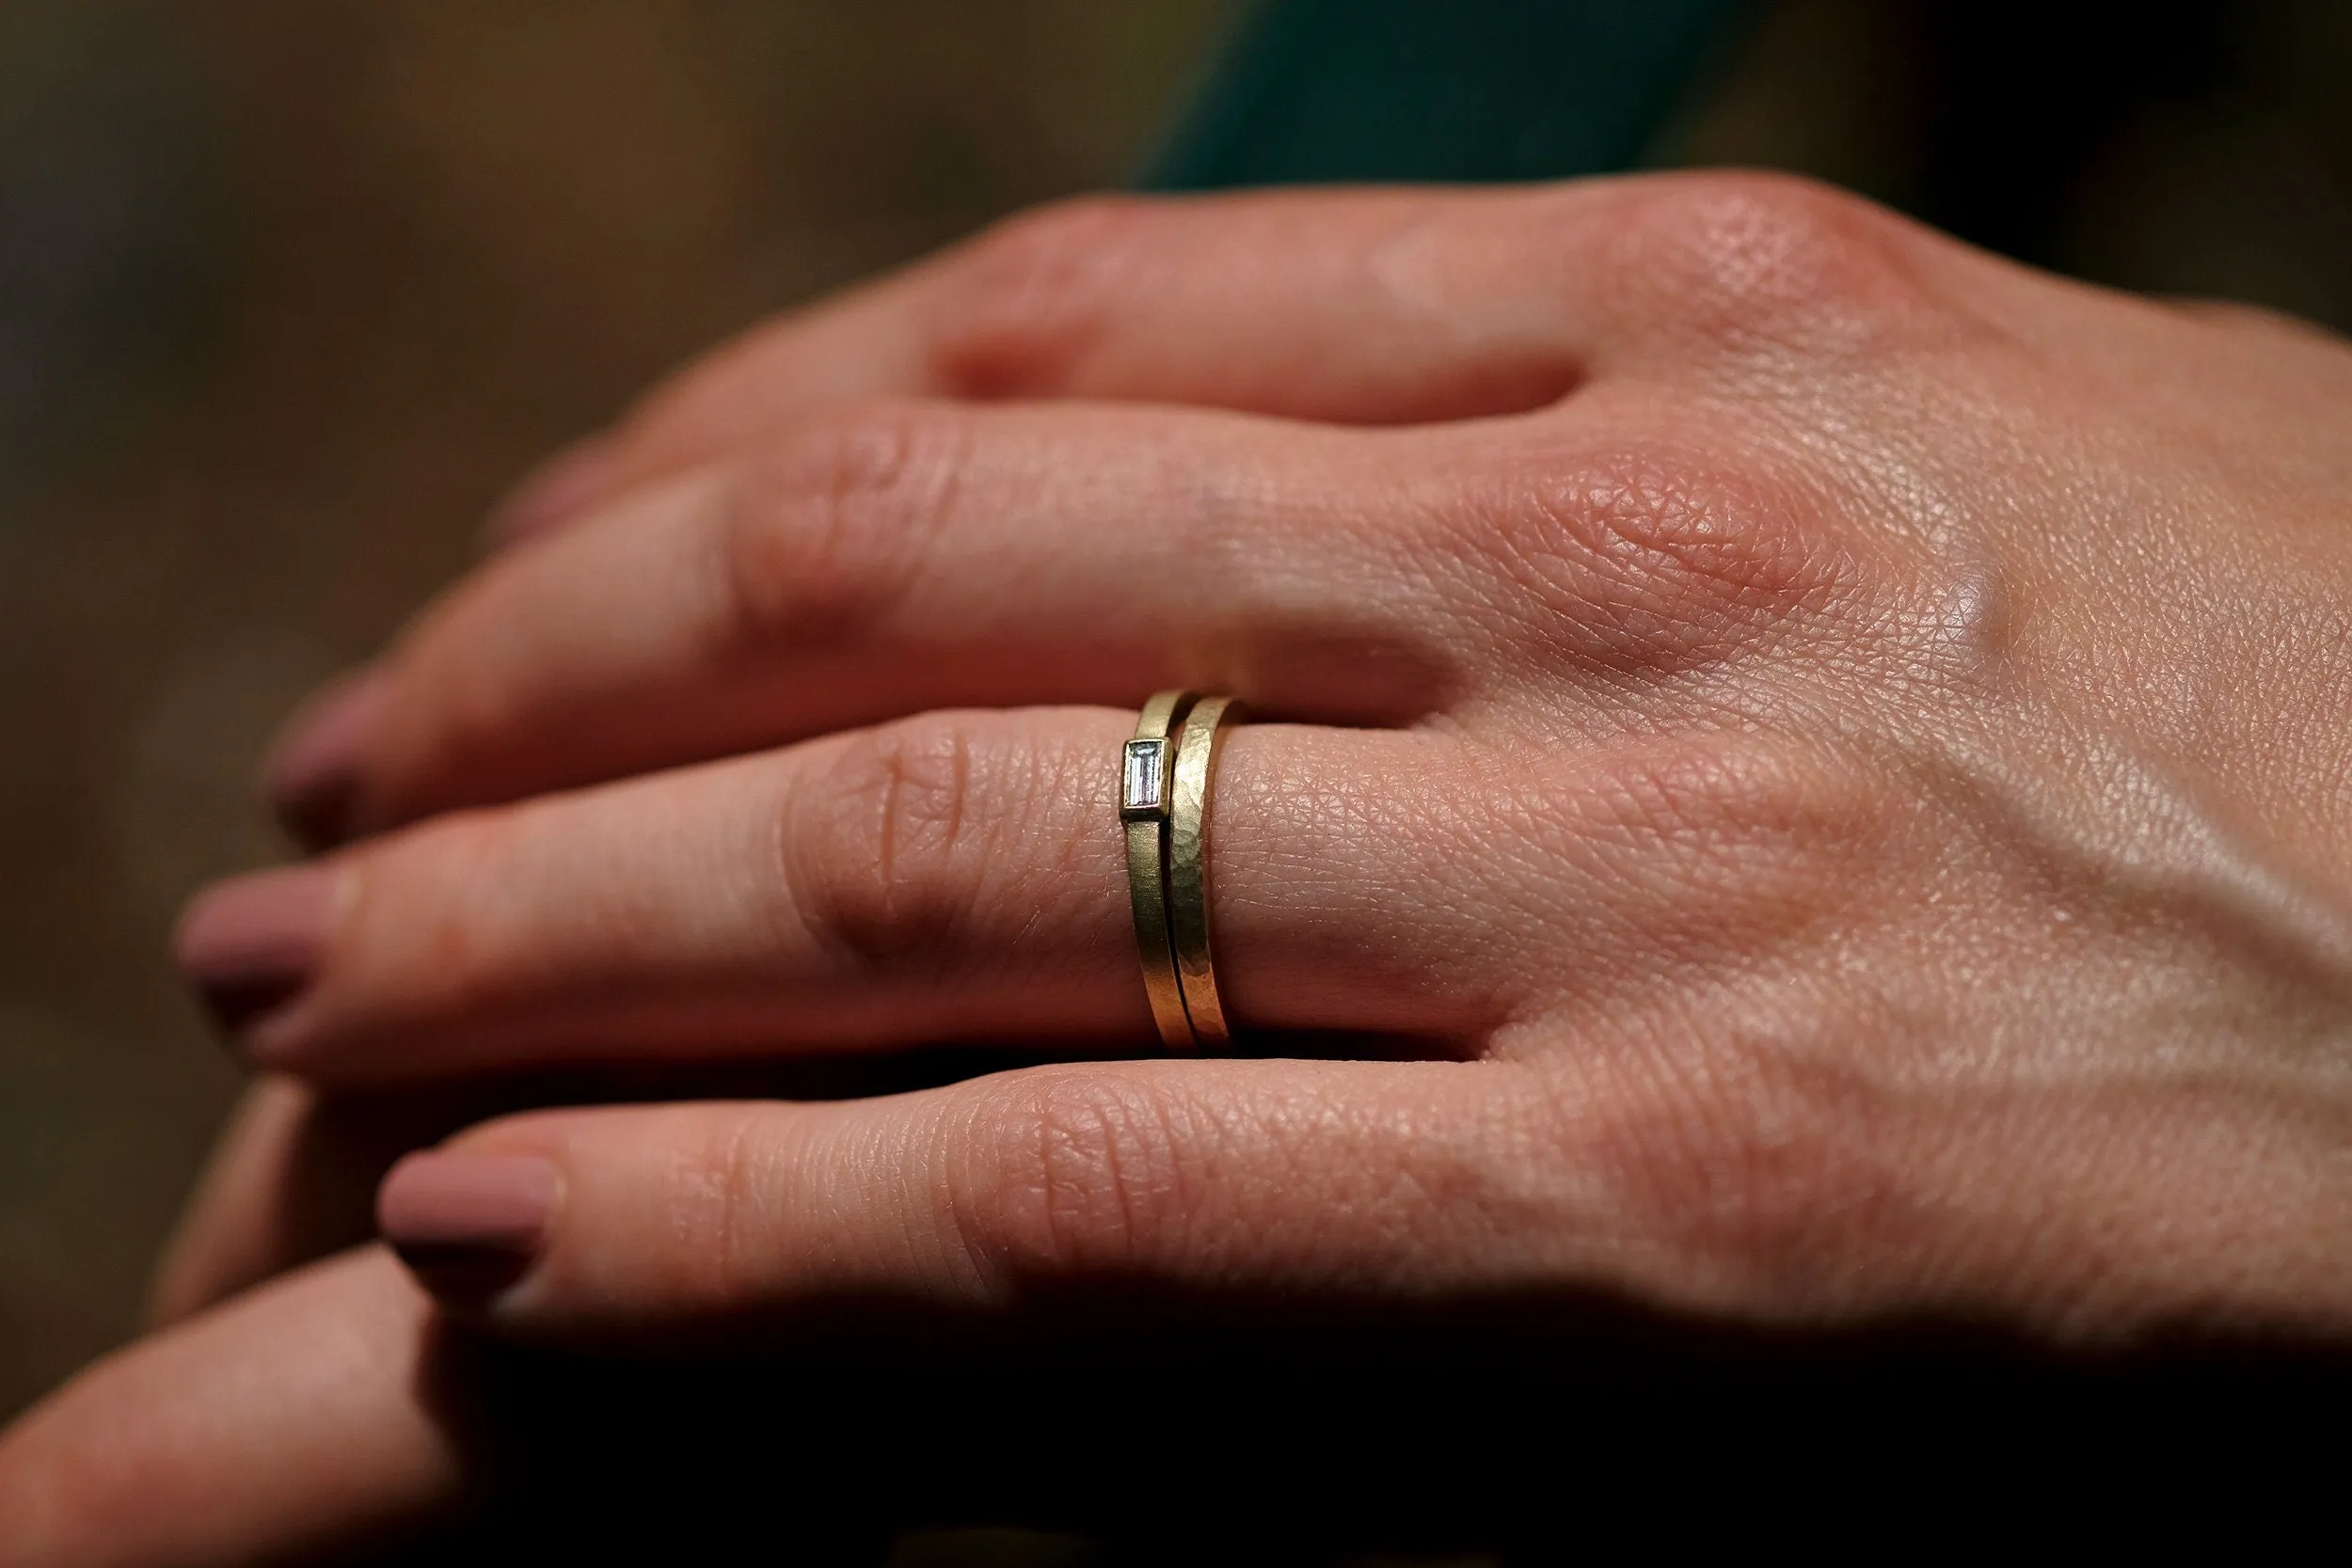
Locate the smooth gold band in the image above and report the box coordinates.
[1168,694,1239,1052]
[1122,690,1196,1053]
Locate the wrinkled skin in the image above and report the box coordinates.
[11,173,2352,1561]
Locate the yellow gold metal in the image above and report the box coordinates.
[1168,694,1240,1052]
[1124,690,1197,1053]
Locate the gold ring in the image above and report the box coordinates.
[1121,690,1197,1052]
[1168,694,1240,1053]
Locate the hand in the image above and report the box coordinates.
[20,171,2352,1559]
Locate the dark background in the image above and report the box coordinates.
[4,0,2350,1480]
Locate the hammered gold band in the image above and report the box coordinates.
[1121,689,1239,1053]
[1168,694,1239,1051]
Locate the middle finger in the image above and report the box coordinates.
[288,401,1488,845]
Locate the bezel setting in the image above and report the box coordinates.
[1120,737,1171,819]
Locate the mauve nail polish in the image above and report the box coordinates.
[378,1153,561,1298]
[263,668,389,848]
[173,863,341,1036]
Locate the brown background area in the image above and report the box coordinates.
[0,0,1227,1423]
[6,0,2352,1462]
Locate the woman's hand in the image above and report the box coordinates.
[20,169,2352,1560]
[172,171,2352,1336]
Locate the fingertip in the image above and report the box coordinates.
[173,864,342,1042]
[263,668,390,849]
[378,1152,562,1306]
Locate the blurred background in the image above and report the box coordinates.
[3,0,2350,1465]
[0,0,1233,1423]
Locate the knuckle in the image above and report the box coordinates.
[1458,440,1865,673]
[1595,1046,1915,1314]
[1563,736,1897,959]
[1613,172,1943,356]
[353,815,514,1013]
[395,579,564,778]
[778,715,1010,970]
[931,194,1165,396]
[721,400,969,648]
[589,1106,775,1307]
[453,1105,781,1307]
[694,1109,778,1307]
[951,1069,1197,1282]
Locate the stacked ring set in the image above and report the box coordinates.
[1120,690,1241,1053]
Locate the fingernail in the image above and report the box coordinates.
[264,668,389,848]
[378,1153,560,1294]
[485,437,615,546]
[173,864,342,1038]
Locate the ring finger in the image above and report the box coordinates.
[181,708,1529,1088]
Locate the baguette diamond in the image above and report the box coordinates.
[1121,737,1168,817]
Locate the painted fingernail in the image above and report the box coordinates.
[378,1153,560,1295]
[173,863,341,1038]
[485,436,615,546]
[264,668,389,848]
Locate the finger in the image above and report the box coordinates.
[150,1062,1010,1325]
[486,181,1643,541]
[381,1060,2352,1352]
[194,709,1518,1088]
[0,1251,460,1567]
[281,172,1942,842]
[502,172,1985,541]
[149,1079,354,1327]
[150,1078,516,1328]
[373,1059,1583,1338]
[273,400,1480,842]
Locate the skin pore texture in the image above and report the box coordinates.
[10,172,2352,1559]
